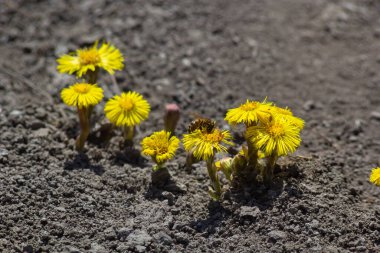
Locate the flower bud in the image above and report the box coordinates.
[164,104,180,135]
[215,157,233,182]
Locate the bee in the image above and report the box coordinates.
[187,118,216,133]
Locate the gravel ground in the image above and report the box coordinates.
[1,0,380,252]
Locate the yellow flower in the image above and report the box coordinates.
[370,167,380,186]
[141,130,180,165]
[225,99,272,126]
[57,42,124,77]
[61,83,104,108]
[183,128,233,161]
[270,106,305,130]
[104,91,150,127]
[246,116,301,157]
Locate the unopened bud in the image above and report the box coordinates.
[215,157,233,182]
[164,103,180,134]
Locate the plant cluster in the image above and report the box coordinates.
[57,41,304,200]
[183,100,304,199]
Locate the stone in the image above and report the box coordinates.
[104,227,116,240]
[182,58,192,67]
[239,206,260,220]
[303,100,315,111]
[161,191,175,206]
[35,108,47,120]
[62,246,81,253]
[135,245,146,253]
[10,110,23,116]
[22,245,33,253]
[31,128,50,138]
[370,111,380,121]
[154,231,173,245]
[127,230,152,247]
[268,230,287,242]
[116,227,132,242]
[89,242,107,253]
[0,148,8,156]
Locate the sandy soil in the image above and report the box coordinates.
[1,0,380,252]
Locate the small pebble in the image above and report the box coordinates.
[370,111,380,121]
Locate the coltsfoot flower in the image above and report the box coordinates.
[141,130,180,168]
[57,41,124,77]
[270,106,305,130]
[225,99,272,126]
[183,120,233,200]
[61,83,104,108]
[183,125,233,200]
[370,167,380,186]
[246,116,301,157]
[61,82,104,151]
[183,128,233,161]
[104,91,150,127]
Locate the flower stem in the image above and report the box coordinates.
[123,126,135,147]
[151,165,170,186]
[247,140,258,170]
[110,74,121,94]
[264,153,277,185]
[153,163,163,172]
[76,107,90,151]
[86,68,99,84]
[185,152,196,172]
[206,157,222,200]
[245,123,259,180]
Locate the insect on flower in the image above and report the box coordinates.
[183,127,233,161]
[183,122,233,200]
[187,118,216,134]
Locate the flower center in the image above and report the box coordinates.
[79,48,100,65]
[151,137,169,155]
[266,123,285,137]
[119,97,134,111]
[156,145,169,155]
[73,83,91,94]
[203,130,224,143]
[240,102,258,111]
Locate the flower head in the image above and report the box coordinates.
[225,99,272,126]
[141,130,180,165]
[270,106,305,130]
[104,91,150,127]
[57,42,124,77]
[183,127,233,161]
[370,167,380,186]
[61,83,104,108]
[246,116,301,157]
